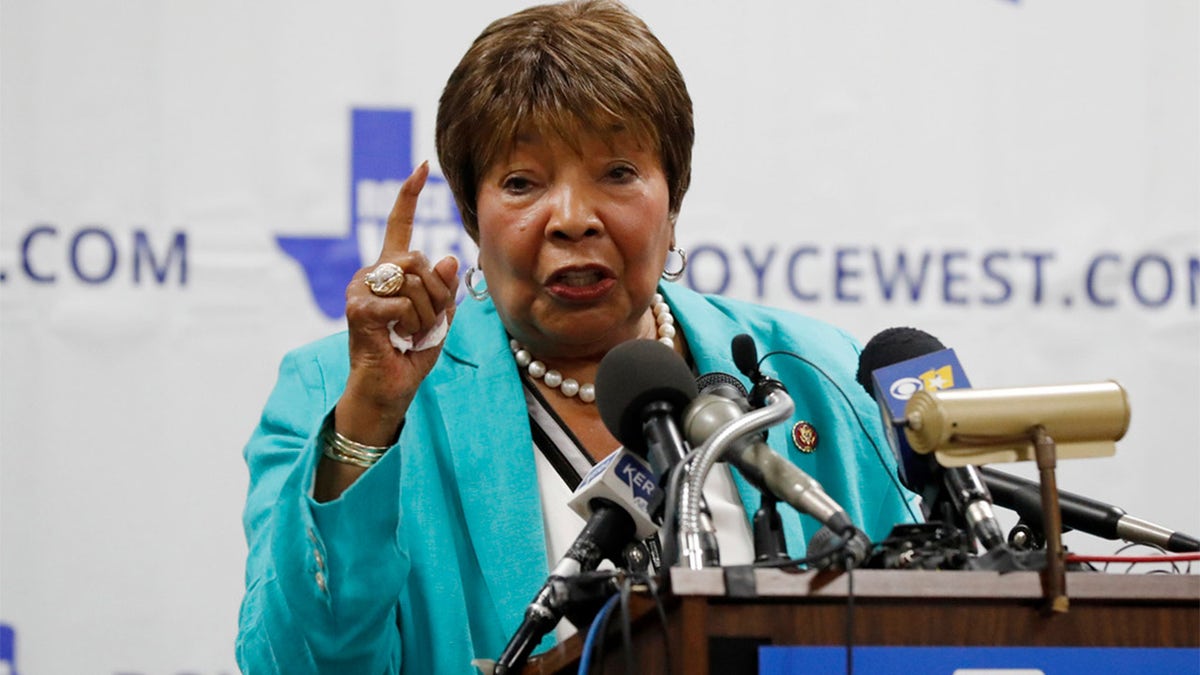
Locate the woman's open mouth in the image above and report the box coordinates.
[545,266,616,301]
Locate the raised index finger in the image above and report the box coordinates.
[378,161,430,260]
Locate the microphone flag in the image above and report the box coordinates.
[869,348,971,491]
[568,449,660,540]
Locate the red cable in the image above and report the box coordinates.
[1065,552,1200,564]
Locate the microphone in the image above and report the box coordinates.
[857,327,1007,552]
[941,465,1006,552]
[595,340,698,477]
[686,373,857,536]
[807,525,873,569]
[493,448,659,674]
[979,467,1200,553]
[859,327,1199,555]
[595,339,721,567]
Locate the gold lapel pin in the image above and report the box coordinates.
[791,420,819,453]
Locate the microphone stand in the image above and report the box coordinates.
[752,492,789,562]
[1032,426,1069,614]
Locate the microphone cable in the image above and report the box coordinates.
[577,570,672,675]
[756,521,865,675]
[758,349,922,524]
[1092,542,1197,574]
[618,574,634,675]
[844,560,856,675]
[643,572,672,675]
[752,346,881,675]
[578,592,619,675]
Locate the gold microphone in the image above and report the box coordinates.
[903,381,1131,467]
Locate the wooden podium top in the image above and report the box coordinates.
[525,569,1200,675]
[668,567,1200,602]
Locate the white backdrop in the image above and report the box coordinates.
[1,1,1196,673]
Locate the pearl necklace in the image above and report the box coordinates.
[510,293,677,404]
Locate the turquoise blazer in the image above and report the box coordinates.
[236,283,918,673]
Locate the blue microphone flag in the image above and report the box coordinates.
[870,348,971,492]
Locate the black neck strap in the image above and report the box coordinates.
[522,374,595,491]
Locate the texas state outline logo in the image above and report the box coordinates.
[0,623,18,675]
[278,108,473,319]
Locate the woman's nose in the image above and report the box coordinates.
[545,183,603,241]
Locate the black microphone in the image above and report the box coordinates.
[595,339,717,566]
[858,327,1200,556]
[732,334,762,382]
[979,467,1200,553]
[857,327,1007,553]
[732,332,787,406]
[493,502,633,674]
[595,339,698,477]
[493,447,660,674]
[855,327,941,494]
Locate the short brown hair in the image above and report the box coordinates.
[436,0,694,241]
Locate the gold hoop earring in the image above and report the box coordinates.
[661,246,687,282]
[465,265,489,301]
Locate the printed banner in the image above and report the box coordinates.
[1,1,1195,673]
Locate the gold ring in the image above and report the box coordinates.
[365,262,405,296]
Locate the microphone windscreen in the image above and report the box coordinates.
[855,327,946,395]
[695,371,748,397]
[807,526,872,569]
[807,525,838,559]
[596,340,698,453]
[731,334,759,376]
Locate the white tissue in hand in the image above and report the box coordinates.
[387,311,449,353]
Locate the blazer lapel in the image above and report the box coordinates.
[438,301,550,635]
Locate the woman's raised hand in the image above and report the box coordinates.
[334,162,460,449]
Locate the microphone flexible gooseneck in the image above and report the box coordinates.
[686,377,857,536]
[679,382,794,569]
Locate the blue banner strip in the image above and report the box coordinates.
[759,645,1200,675]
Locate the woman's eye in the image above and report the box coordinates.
[502,176,533,193]
[607,165,637,182]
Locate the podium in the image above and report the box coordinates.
[524,569,1200,674]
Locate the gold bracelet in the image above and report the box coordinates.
[321,421,390,468]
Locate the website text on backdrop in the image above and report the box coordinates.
[236,1,917,673]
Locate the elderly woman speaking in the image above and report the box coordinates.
[237,1,916,672]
